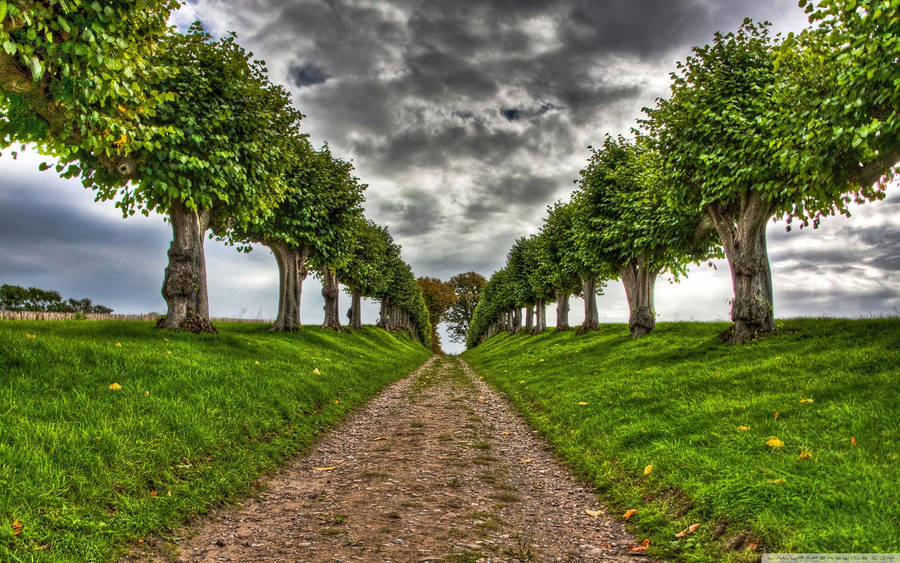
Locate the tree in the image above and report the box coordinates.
[445,271,486,344]
[535,201,581,331]
[642,22,790,343]
[1,0,179,179]
[574,136,718,337]
[376,254,432,347]
[773,0,898,206]
[416,277,456,353]
[645,15,896,343]
[0,284,112,313]
[339,220,393,331]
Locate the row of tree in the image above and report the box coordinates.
[0,284,112,314]
[0,4,431,343]
[468,1,898,347]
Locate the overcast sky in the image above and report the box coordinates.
[1,0,898,353]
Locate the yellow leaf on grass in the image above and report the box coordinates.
[850,436,857,447]
[623,509,637,519]
[774,411,780,419]
[313,368,321,375]
[25,333,36,339]
[578,401,588,405]
[313,466,336,472]
[766,438,784,448]
[109,382,122,390]
[584,509,602,517]
[166,350,172,355]
[799,451,811,460]
[688,523,701,534]
[767,478,785,484]
[737,425,750,431]
[11,519,22,535]
[115,342,123,348]
[254,361,260,365]
[144,390,150,397]
[800,397,814,403]
[644,464,653,476]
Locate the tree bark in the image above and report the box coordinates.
[534,298,546,334]
[157,202,215,333]
[266,242,309,332]
[621,254,658,338]
[525,305,534,333]
[707,193,776,343]
[580,275,600,333]
[321,267,342,330]
[511,308,522,334]
[555,292,570,330]
[350,289,363,330]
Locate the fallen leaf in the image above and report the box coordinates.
[519,457,534,463]
[623,509,637,519]
[502,431,510,436]
[766,438,784,448]
[166,350,172,355]
[578,401,588,405]
[799,451,811,460]
[117,104,127,113]
[675,528,687,538]
[109,382,122,391]
[519,380,525,384]
[373,436,388,441]
[850,436,856,447]
[334,398,341,404]
[25,333,36,339]
[144,390,150,397]
[748,542,759,550]
[644,464,653,476]
[688,523,700,533]
[715,370,722,377]
[737,425,750,431]
[254,360,260,365]
[313,466,337,472]
[767,478,785,484]
[774,411,780,419]
[11,519,22,535]
[584,509,602,517]
[313,368,320,375]
[800,397,814,403]
[115,342,123,348]
[149,490,157,497]
[628,539,650,553]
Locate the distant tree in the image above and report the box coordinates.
[0,284,112,313]
[445,272,486,344]
[536,201,581,330]
[340,221,393,330]
[416,277,456,353]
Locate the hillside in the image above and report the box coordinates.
[0,320,429,561]
[462,318,900,561]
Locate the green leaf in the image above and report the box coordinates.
[0,1,7,23]
[27,56,44,81]
[2,40,16,56]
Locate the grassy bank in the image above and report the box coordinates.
[462,318,900,561]
[0,320,429,561]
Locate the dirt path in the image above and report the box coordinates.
[138,356,648,562]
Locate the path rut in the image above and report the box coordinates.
[136,356,648,562]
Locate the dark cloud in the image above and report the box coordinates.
[287,62,330,88]
[378,188,444,237]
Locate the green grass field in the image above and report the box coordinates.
[462,318,900,561]
[0,320,430,561]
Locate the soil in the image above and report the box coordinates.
[131,356,650,562]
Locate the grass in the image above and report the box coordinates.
[0,320,429,561]
[462,318,900,561]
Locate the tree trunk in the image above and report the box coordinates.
[534,298,546,334]
[511,308,522,334]
[707,194,776,344]
[580,275,600,333]
[525,305,534,333]
[266,242,309,332]
[555,292,570,330]
[321,267,342,330]
[350,289,363,330]
[158,202,216,333]
[621,254,658,338]
[377,298,388,329]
